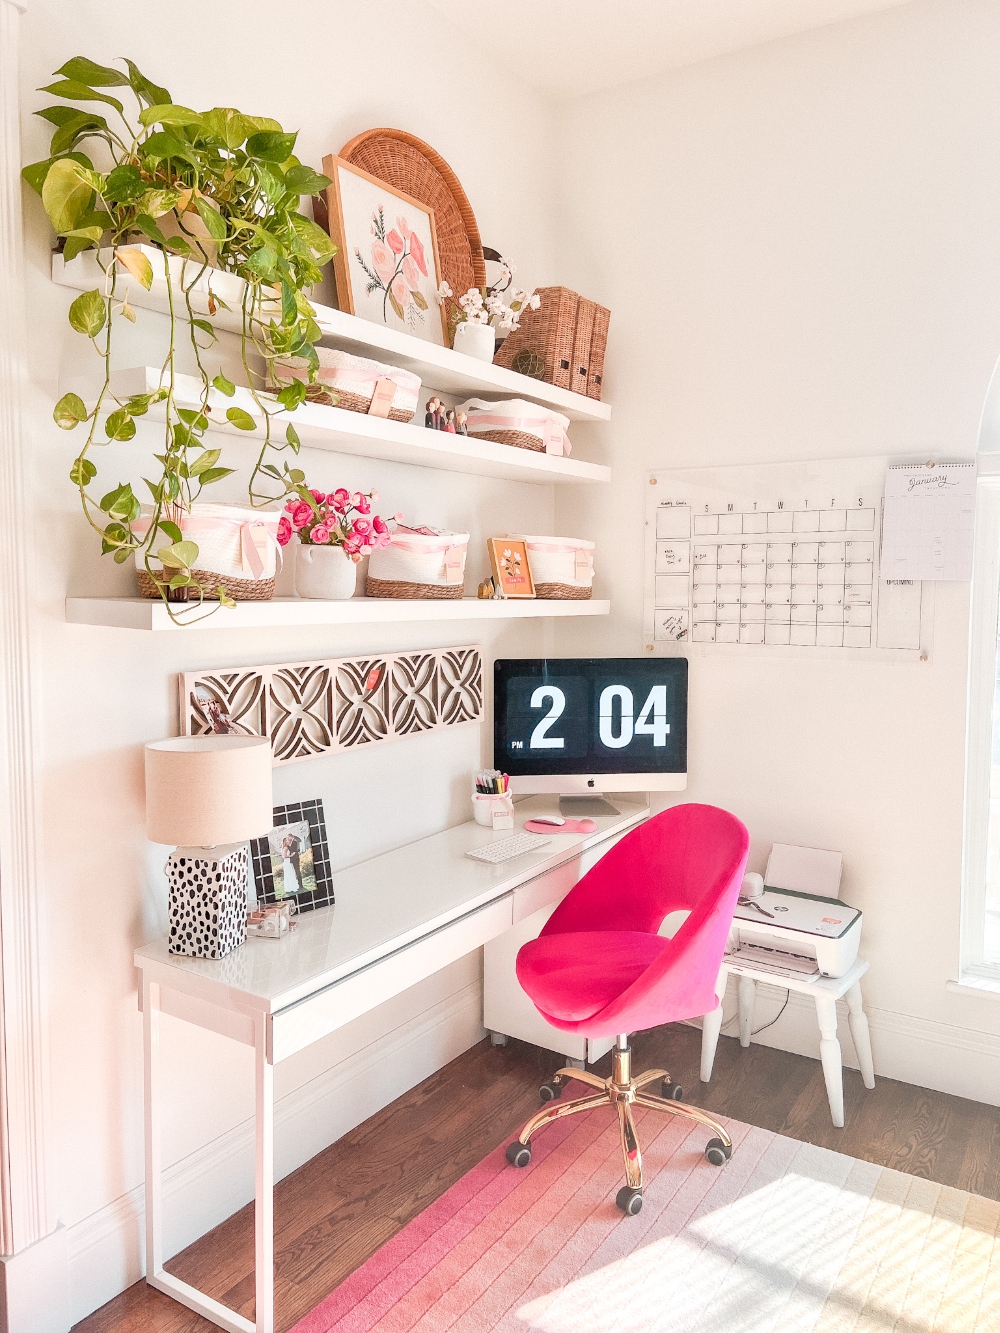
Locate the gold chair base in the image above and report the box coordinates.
[509,1043,732,1202]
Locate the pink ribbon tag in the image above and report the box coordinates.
[574,548,592,581]
[542,420,564,456]
[444,546,464,582]
[367,378,396,418]
[241,522,268,579]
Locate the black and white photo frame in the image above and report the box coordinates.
[250,799,334,914]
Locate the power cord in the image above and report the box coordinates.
[718,986,790,1038]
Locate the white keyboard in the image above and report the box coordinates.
[465,832,551,864]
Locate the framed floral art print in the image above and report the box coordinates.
[322,155,449,347]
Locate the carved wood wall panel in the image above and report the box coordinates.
[181,645,483,766]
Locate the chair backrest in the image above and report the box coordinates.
[541,804,750,1035]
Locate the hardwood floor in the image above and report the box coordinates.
[74,1025,1000,1332]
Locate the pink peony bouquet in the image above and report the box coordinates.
[277,488,397,561]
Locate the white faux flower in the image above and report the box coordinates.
[528,292,541,310]
[436,280,453,303]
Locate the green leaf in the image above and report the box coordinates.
[218,588,237,608]
[50,110,109,155]
[103,164,144,203]
[41,156,94,233]
[200,107,253,149]
[133,213,167,244]
[99,482,140,521]
[276,378,307,411]
[35,106,83,126]
[125,395,151,416]
[196,466,234,485]
[39,80,124,115]
[138,103,207,130]
[55,57,129,88]
[290,213,336,262]
[156,539,199,570]
[157,519,183,543]
[54,392,88,429]
[105,408,136,441]
[212,372,236,397]
[289,468,305,483]
[286,423,301,451]
[245,130,297,162]
[177,408,208,430]
[165,236,194,255]
[189,447,222,475]
[142,131,194,163]
[243,246,278,280]
[101,520,131,555]
[67,288,106,338]
[21,151,93,197]
[243,114,282,134]
[280,281,297,326]
[137,188,180,219]
[115,246,153,290]
[169,573,192,589]
[69,456,97,484]
[63,231,99,262]
[191,318,216,342]
[225,406,256,431]
[192,194,227,241]
[122,59,171,109]
[142,477,162,502]
[283,164,330,196]
[113,547,133,564]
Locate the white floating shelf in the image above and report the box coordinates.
[65,596,611,633]
[52,248,612,423]
[107,368,611,487]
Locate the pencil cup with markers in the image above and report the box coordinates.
[472,770,514,829]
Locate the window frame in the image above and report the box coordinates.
[961,470,1000,984]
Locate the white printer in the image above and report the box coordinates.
[726,843,862,980]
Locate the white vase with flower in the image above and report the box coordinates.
[280,486,396,600]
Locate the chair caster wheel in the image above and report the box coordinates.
[705,1137,732,1166]
[539,1080,563,1102]
[506,1141,531,1168]
[489,1031,509,1047]
[616,1186,643,1216]
[662,1080,684,1100]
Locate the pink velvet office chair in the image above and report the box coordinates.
[505,803,750,1215]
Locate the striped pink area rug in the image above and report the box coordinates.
[292,1084,1000,1332]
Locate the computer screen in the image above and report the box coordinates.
[493,657,688,794]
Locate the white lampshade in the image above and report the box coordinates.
[144,736,274,847]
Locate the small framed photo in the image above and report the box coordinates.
[250,799,334,914]
[322,154,449,347]
[488,538,535,599]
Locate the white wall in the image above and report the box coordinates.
[553,0,1000,1097]
[17,1,568,1321]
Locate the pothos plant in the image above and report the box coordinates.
[23,55,338,614]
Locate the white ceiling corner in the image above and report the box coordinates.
[424,0,916,100]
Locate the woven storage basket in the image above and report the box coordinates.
[134,504,282,601]
[587,305,611,400]
[457,398,572,456]
[274,349,420,422]
[366,528,469,599]
[492,287,579,390]
[510,534,595,600]
[337,129,485,317]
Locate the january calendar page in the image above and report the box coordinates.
[643,457,930,659]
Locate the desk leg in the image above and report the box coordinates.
[738,976,756,1049]
[255,1018,275,1333]
[846,983,876,1090]
[815,995,845,1128]
[143,978,163,1283]
[700,968,729,1082]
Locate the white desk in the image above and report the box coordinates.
[135,795,648,1333]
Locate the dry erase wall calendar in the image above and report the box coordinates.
[643,456,931,660]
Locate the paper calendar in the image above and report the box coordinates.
[643,456,932,658]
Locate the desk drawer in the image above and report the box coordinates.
[271,894,513,1063]
[512,829,634,924]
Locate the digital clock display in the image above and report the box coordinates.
[494,658,688,776]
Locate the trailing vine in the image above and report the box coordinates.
[23,55,337,616]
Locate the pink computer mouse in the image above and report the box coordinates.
[524,817,597,835]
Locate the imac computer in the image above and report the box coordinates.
[494,657,687,816]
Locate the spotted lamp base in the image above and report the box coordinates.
[166,843,249,959]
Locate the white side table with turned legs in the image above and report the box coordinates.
[700,956,875,1127]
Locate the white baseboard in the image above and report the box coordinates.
[64,974,485,1327]
[697,975,1000,1107]
[0,1226,69,1333]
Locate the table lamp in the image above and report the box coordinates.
[145,735,274,959]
